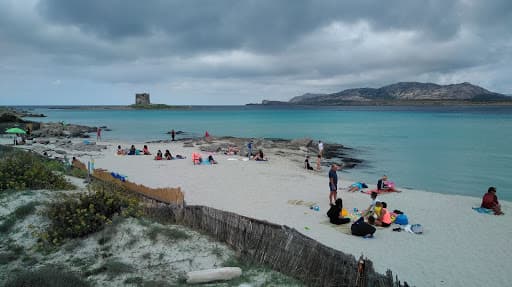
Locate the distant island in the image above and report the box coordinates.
[251,82,512,106]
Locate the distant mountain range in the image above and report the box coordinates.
[255,82,512,106]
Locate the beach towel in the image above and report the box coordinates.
[287,199,317,207]
[322,217,383,236]
[472,207,493,214]
[361,188,400,195]
[321,219,352,235]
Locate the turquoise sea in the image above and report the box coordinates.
[29,106,512,200]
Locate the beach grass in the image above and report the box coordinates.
[0,201,39,234]
[147,225,190,243]
[3,265,90,287]
[86,259,134,279]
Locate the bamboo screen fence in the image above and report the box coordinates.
[74,159,405,287]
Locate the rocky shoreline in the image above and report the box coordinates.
[149,136,363,169]
[1,108,363,168]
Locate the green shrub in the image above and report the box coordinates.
[0,149,74,191]
[69,167,88,179]
[40,189,141,245]
[4,265,90,287]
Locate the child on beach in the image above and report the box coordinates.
[362,192,379,217]
[304,156,314,170]
[481,186,504,215]
[316,154,321,171]
[143,145,151,155]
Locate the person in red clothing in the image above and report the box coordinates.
[481,186,504,215]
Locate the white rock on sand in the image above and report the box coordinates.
[68,141,512,287]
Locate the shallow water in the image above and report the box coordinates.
[27,105,512,200]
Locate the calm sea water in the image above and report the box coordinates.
[28,105,512,200]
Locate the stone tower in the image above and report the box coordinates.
[135,93,150,105]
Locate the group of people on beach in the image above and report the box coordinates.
[116,144,184,161]
[303,140,325,171]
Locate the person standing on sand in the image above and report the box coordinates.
[318,140,324,157]
[247,140,253,159]
[171,129,176,141]
[481,186,504,215]
[96,127,102,141]
[328,164,340,205]
[316,154,321,170]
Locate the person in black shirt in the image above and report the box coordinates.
[304,156,314,170]
[327,198,350,225]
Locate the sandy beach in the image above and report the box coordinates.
[38,137,507,287]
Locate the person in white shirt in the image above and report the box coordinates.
[318,140,324,157]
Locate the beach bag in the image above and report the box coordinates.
[394,214,408,225]
[411,224,423,234]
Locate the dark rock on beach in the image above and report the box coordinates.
[31,122,97,138]
[191,136,363,169]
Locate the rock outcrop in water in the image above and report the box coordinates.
[31,122,98,138]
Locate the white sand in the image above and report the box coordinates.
[68,140,512,286]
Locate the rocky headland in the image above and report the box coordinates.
[253,82,512,106]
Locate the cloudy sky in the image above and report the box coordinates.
[1,0,511,105]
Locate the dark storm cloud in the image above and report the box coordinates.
[36,0,465,53]
[1,0,511,105]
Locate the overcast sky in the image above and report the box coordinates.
[1,0,511,105]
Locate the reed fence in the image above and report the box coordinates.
[75,160,405,287]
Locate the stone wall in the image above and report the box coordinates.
[135,93,150,105]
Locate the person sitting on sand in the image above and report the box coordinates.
[351,216,376,238]
[348,182,368,192]
[372,202,392,227]
[142,145,151,155]
[164,150,173,160]
[481,186,504,215]
[327,198,351,225]
[304,156,314,170]
[377,175,397,192]
[224,145,239,155]
[377,175,388,191]
[155,150,163,160]
[192,152,202,165]
[128,145,136,155]
[208,154,218,164]
[253,150,267,161]
[117,145,126,155]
